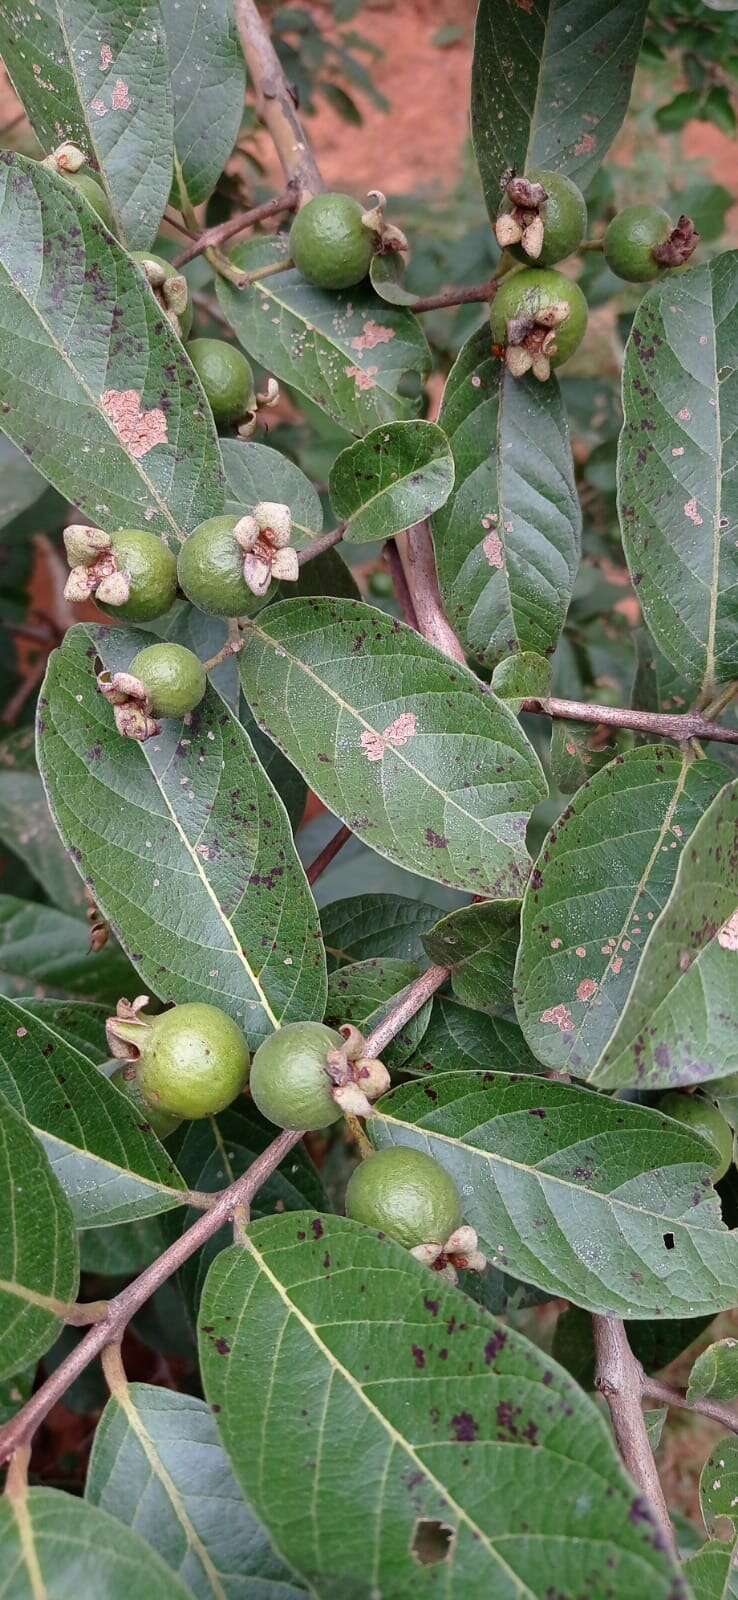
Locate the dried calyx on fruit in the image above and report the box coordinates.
[97,642,206,740]
[63,525,177,620]
[490,268,588,380]
[495,168,586,267]
[43,143,117,233]
[323,1023,390,1118]
[603,204,699,283]
[132,252,193,338]
[249,1020,389,1131]
[360,189,409,258]
[234,501,299,597]
[106,996,250,1120]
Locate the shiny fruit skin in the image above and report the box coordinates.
[506,167,587,268]
[177,515,271,617]
[64,170,116,234]
[345,1146,463,1248]
[658,1092,733,1181]
[98,530,177,622]
[249,1021,343,1131]
[490,267,588,368]
[290,193,374,290]
[132,251,193,338]
[110,1065,182,1139]
[186,339,254,426]
[137,1003,250,1119]
[603,205,672,283]
[129,643,207,718]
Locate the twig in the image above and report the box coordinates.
[363,964,449,1057]
[305,823,352,885]
[163,208,197,240]
[0,1128,302,1466]
[233,0,324,202]
[642,1375,738,1437]
[394,524,467,664]
[592,1316,676,1554]
[384,539,419,630]
[1,657,46,726]
[522,695,738,747]
[297,525,345,566]
[409,279,498,314]
[173,190,297,267]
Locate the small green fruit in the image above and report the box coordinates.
[129,643,207,718]
[132,251,193,338]
[658,1092,733,1182]
[603,205,673,283]
[501,167,587,268]
[186,339,254,427]
[490,267,588,369]
[345,1147,463,1248]
[110,1065,182,1139]
[98,530,177,622]
[249,1021,343,1131]
[63,170,116,234]
[177,515,271,617]
[290,193,374,291]
[137,1002,250,1119]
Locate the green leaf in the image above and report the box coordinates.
[0,1092,78,1380]
[402,993,541,1076]
[654,89,704,133]
[514,745,727,1075]
[37,625,326,1051]
[0,154,223,543]
[221,437,323,547]
[0,995,188,1226]
[370,1069,738,1316]
[20,999,109,1062]
[162,0,245,207]
[329,420,455,542]
[239,597,547,897]
[705,86,737,135]
[0,758,89,915]
[684,1543,738,1600]
[0,1,173,249]
[491,652,551,710]
[86,1384,305,1599]
[619,254,738,694]
[199,1214,684,1598]
[689,1338,738,1404]
[325,956,432,1067]
[321,892,442,970]
[549,720,596,793]
[433,329,581,667]
[590,776,738,1090]
[702,1438,738,1537]
[633,628,695,717]
[471,0,648,217]
[0,438,46,532]
[216,236,431,436]
[423,901,519,1013]
[0,1489,195,1599]
[0,895,134,1003]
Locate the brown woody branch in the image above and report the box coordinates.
[394,524,467,664]
[522,695,738,747]
[173,190,297,267]
[233,0,323,202]
[297,525,345,566]
[642,1374,738,1436]
[592,1316,676,1554]
[0,968,445,1467]
[305,823,352,885]
[408,279,498,313]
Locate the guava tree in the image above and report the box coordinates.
[0,0,737,1595]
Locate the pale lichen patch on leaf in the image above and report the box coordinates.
[361,712,418,762]
[540,1004,574,1033]
[684,498,703,527]
[101,390,168,458]
[351,321,395,352]
[717,910,738,952]
[111,79,131,111]
[345,364,379,392]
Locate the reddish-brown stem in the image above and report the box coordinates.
[173,190,298,267]
[233,0,324,202]
[305,823,352,885]
[642,1375,738,1436]
[0,1129,302,1466]
[297,525,345,566]
[394,524,467,664]
[163,208,197,240]
[522,695,738,747]
[409,278,498,313]
[363,964,449,1056]
[592,1316,676,1554]
[384,540,419,630]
